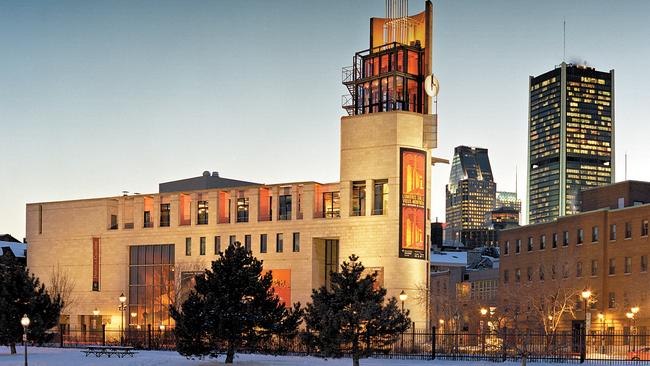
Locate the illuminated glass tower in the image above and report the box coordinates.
[445,146,496,244]
[527,63,614,224]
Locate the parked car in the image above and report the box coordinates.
[627,347,650,360]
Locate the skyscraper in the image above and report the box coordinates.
[527,62,614,224]
[446,146,496,244]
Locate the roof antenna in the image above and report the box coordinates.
[563,18,566,63]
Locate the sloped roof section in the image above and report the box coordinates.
[159,171,260,193]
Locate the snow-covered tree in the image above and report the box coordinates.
[0,255,63,354]
[170,242,302,363]
[303,255,411,366]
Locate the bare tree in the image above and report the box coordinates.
[47,264,76,315]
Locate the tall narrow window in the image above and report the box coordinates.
[576,261,583,277]
[563,231,569,246]
[552,233,558,248]
[625,222,632,239]
[642,255,648,272]
[260,234,268,253]
[160,204,170,227]
[608,292,616,308]
[110,215,118,230]
[577,229,584,244]
[293,232,300,252]
[214,236,221,254]
[144,210,152,228]
[276,233,283,253]
[229,235,236,246]
[322,192,341,218]
[610,224,617,241]
[515,269,521,283]
[527,237,533,251]
[625,257,632,274]
[592,226,599,242]
[244,235,252,252]
[351,181,366,216]
[504,241,510,255]
[237,198,249,223]
[373,180,389,215]
[591,259,598,276]
[643,220,649,236]
[199,237,206,256]
[515,239,521,253]
[609,258,616,275]
[197,200,208,225]
[185,237,191,256]
[540,235,546,250]
[279,195,292,220]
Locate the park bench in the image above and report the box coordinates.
[81,345,137,358]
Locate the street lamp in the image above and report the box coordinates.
[399,290,407,312]
[93,308,100,316]
[21,314,30,366]
[479,308,488,353]
[118,292,127,345]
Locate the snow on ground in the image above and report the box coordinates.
[0,347,618,366]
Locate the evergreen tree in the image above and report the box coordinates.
[0,255,63,354]
[303,255,411,366]
[170,242,302,364]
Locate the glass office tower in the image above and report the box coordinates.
[527,62,614,224]
[446,146,496,244]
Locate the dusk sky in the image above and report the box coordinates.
[2,0,650,239]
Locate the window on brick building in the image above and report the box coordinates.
[576,261,583,277]
[551,264,557,280]
[515,268,521,283]
[643,220,649,237]
[609,258,616,275]
[540,235,546,250]
[592,226,599,242]
[527,237,533,251]
[625,222,632,239]
[504,241,510,255]
[552,233,558,248]
[539,265,545,281]
[516,239,521,253]
[527,267,532,282]
[577,229,584,244]
[608,292,616,308]
[610,224,617,241]
[504,270,509,283]
[591,259,598,277]
[625,257,632,274]
[642,255,648,273]
[563,231,569,246]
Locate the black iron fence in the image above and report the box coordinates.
[45,326,650,363]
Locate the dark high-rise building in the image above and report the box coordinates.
[446,146,496,246]
[527,62,614,224]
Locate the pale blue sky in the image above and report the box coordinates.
[2,0,650,239]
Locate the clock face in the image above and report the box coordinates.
[424,74,439,97]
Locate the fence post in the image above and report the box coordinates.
[101,324,106,346]
[580,322,586,364]
[147,324,152,350]
[412,322,416,353]
[501,327,507,362]
[59,324,64,348]
[431,326,436,360]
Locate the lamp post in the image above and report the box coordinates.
[580,289,591,363]
[21,314,30,366]
[480,307,488,353]
[399,290,407,312]
[597,313,605,354]
[118,292,127,345]
[626,312,634,353]
[631,307,640,352]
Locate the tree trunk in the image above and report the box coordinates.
[10,343,16,354]
[521,353,527,366]
[225,342,236,364]
[352,354,360,366]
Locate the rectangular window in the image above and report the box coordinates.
[592,226,599,242]
[229,235,236,246]
[199,237,206,255]
[351,181,366,216]
[609,258,616,275]
[625,257,632,274]
[160,204,170,227]
[244,234,252,252]
[110,214,118,230]
[322,192,341,218]
[577,229,584,244]
[563,231,569,246]
[527,267,532,282]
[504,241,510,255]
[610,224,617,241]
[276,233,283,253]
[591,259,598,276]
[292,232,300,252]
[279,195,292,220]
[540,235,546,250]
[643,220,649,237]
[214,236,221,254]
[185,237,191,256]
[576,261,583,277]
[552,233,558,248]
[515,268,521,283]
[515,239,521,253]
[260,234,267,253]
[373,180,389,215]
[237,198,249,223]
[503,270,509,283]
[197,200,208,225]
[527,237,533,251]
[608,292,616,308]
[642,255,648,272]
[144,210,153,228]
[625,222,632,239]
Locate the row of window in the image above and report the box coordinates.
[504,255,649,284]
[503,220,650,255]
[184,233,301,256]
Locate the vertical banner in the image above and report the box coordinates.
[399,148,426,259]
[92,237,100,291]
[264,269,291,307]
